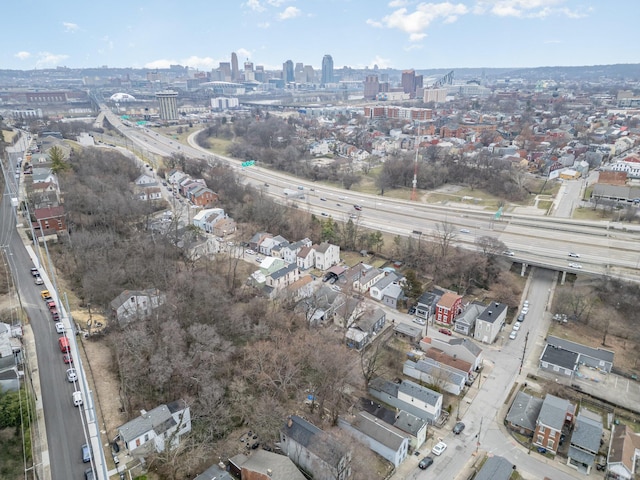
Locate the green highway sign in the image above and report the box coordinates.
[241,160,256,168]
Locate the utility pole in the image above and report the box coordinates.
[520,331,529,375]
[410,125,421,201]
[476,416,483,454]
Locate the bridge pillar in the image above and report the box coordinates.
[520,263,527,277]
[560,270,567,285]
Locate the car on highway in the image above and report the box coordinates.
[568,252,580,258]
[413,317,426,326]
[512,322,521,331]
[503,250,515,256]
[453,422,465,434]
[460,228,471,233]
[82,443,91,463]
[354,205,362,211]
[34,275,44,285]
[349,213,358,219]
[568,262,583,269]
[264,183,269,187]
[438,328,452,336]
[40,290,52,300]
[245,249,255,255]
[321,212,329,217]
[336,203,342,207]
[509,331,518,340]
[418,456,434,469]
[320,197,327,201]
[55,322,65,334]
[30,267,39,276]
[63,353,73,364]
[73,391,83,407]
[66,368,77,382]
[432,441,447,456]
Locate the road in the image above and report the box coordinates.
[1,135,97,480]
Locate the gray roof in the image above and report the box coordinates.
[393,323,422,337]
[568,445,597,465]
[360,398,397,425]
[369,377,400,397]
[409,358,466,385]
[474,455,515,480]
[570,410,602,454]
[372,272,399,291]
[394,410,427,437]
[540,344,579,370]
[546,336,614,364]
[477,302,507,323]
[269,263,298,280]
[417,289,444,307]
[382,283,404,300]
[398,380,441,407]
[455,303,485,327]
[118,404,177,444]
[352,411,408,451]
[239,449,305,480]
[356,308,386,332]
[194,463,233,480]
[447,336,483,357]
[281,416,347,468]
[506,391,543,431]
[538,394,572,431]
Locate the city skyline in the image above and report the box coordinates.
[3,0,639,72]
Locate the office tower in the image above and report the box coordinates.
[283,60,294,83]
[218,62,231,82]
[294,63,305,83]
[244,61,254,81]
[156,90,178,121]
[402,69,416,97]
[321,54,334,85]
[304,65,315,83]
[415,75,423,90]
[363,75,380,100]
[254,65,265,82]
[231,52,239,82]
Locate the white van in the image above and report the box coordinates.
[73,391,83,407]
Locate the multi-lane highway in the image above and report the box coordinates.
[97,102,640,282]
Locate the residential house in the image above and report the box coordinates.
[505,391,543,437]
[194,462,233,480]
[31,167,56,185]
[137,186,162,201]
[300,286,344,325]
[342,263,385,294]
[213,217,236,237]
[539,343,579,378]
[117,400,191,455]
[453,302,485,336]
[533,394,575,454]
[314,242,340,270]
[266,264,301,294]
[419,336,483,371]
[474,456,516,480]
[545,336,614,373]
[188,185,218,207]
[282,238,312,264]
[369,378,443,424]
[393,323,423,343]
[434,292,462,325]
[0,323,21,392]
[369,272,400,301]
[284,276,314,303]
[135,174,157,187]
[34,206,66,234]
[229,450,306,480]
[260,235,289,256]
[29,181,60,208]
[248,232,272,252]
[382,282,404,309]
[423,348,473,378]
[192,208,225,233]
[166,169,188,186]
[296,246,315,270]
[179,177,206,196]
[607,424,640,480]
[359,398,428,450]
[346,308,386,350]
[403,358,466,395]
[338,411,408,467]
[333,296,364,329]
[109,289,165,326]
[567,409,603,474]
[280,415,351,480]
[474,302,508,344]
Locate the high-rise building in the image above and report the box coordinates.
[363,75,380,100]
[321,54,334,85]
[156,90,178,121]
[244,61,254,81]
[283,60,294,83]
[218,62,231,82]
[294,63,305,83]
[254,65,265,83]
[231,52,239,82]
[303,65,315,83]
[402,69,416,97]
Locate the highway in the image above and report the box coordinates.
[97,101,640,282]
[1,135,99,480]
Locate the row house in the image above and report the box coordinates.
[434,292,463,325]
[259,235,289,256]
[279,238,311,262]
[360,399,428,451]
[419,336,483,371]
[192,208,225,233]
[296,245,315,270]
[265,264,301,293]
[137,186,163,201]
[533,394,575,454]
[342,263,385,294]
[33,205,67,235]
[368,377,443,425]
[187,184,218,207]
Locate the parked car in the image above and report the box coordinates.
[453,422,465,434]
[432,441,447,456]
[509,331,517,340]
[408,306,416,315]
[34,276,44,285]
[413,317,426,326]
[438,328,452,336]
[354,205,362,211]
[66,368,77,382]
[84,468,94,480]
[512,322,521,331]
[245,249,255,255]
[55,322,65,334]
[30,267,39,277]
[82,443,91,463]
[418,456,434,469]
[63,353,73,364]
[521,307,529,315]
[517,313,525,322]
[40,290,52,300]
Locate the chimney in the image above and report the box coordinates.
[488,311,492,315]
[287,418,293,428]
[495,302,499,307]
[267,468,273,477]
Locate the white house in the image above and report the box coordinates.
[192,208,225,233]
[296,245,315,270]
[310,141,331,156]
[166,169,188,186]
[137,187,163,201]
[397,380,443,420]
[282,238,312,264]
[109,289,165,326]
[314,242,340,270]
[135,174,157,187]
[266,264,301,293]
[117,400,191,455]
[420,336,484,371]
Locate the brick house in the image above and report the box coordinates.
[33,205,66,235]
[533,394,575,454]
[434,292,462,325]
[188,186,218,206]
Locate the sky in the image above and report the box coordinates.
[3,0,638,72]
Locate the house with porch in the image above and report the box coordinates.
[567,409,603,474]
[606,424,640,480]
[414,288,444,321]
[453,302,485,336]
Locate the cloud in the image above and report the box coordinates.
[244,0,265,12]
[368,2,469,41]
[388,0,408,6]
[63,22,79,32]
[237,48,252,60]
[257,21,271,28]
[145,55,221,70]
[543,39,562,44]
[267,0,288,5]
[473,0,589,18]
[35,52,69,68]
[369,55,393,69]
[279,6,301,20]
[14,51,31,60]
[145,59,174,69]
